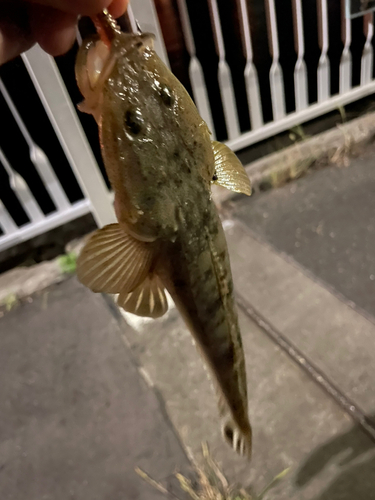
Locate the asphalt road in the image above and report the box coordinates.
[230,146,375,319]
[0,277,190,500]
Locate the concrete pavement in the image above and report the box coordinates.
[0,277,190,500]
[229,143,375,318]
[122,297,375,499]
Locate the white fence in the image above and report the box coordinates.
[1,0,375,252]
[0,74,94,253]
[175,0,375,150]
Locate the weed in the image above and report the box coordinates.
[58,252,77,274]
[136,443,290,500]
[4,293,18,311]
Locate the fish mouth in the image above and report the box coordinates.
[75,36,115,115]
[75,32,156,118]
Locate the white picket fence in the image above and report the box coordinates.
[1,0,375,252]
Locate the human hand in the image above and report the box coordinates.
[0,0,129,65]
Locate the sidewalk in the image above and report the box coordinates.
[0,277,190,500]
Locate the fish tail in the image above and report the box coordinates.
[221,418,252,459]
[216,392,252,459]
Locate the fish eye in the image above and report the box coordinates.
[124,110,143,135]
[156,83,175,107]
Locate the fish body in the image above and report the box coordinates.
[162,201,251,456]
[75,12,252,457]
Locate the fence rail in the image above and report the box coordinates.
[0,71,94,252]
[1,0,375,252]
[171,0,375,151]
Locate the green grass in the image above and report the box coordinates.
[57,252,77,274]
[3,293,18,311]
[289,124,310,143]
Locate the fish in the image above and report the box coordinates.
[75,10,253,458]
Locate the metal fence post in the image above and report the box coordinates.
[22,47,116,228]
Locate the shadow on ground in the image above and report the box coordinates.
[296,417,375,500]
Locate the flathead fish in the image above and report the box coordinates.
[75,11,252,458]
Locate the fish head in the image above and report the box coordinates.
[75,32,155,118]
[76,30,214,242]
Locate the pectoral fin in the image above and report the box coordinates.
[118,274,168,319]
[76,223,154,295]
[77,223,169,319]
[211,141,251,196]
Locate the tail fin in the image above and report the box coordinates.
[214,383,252,459]
[222,419,252,459]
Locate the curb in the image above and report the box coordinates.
[212,110,375,206]
[0,259,67,310]
[0,237,88,310]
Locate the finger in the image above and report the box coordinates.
[30,4,77,56]
[26,0,112,16]
[26,0,129,17]
[107,0,129,18]
[0,1,35,65]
